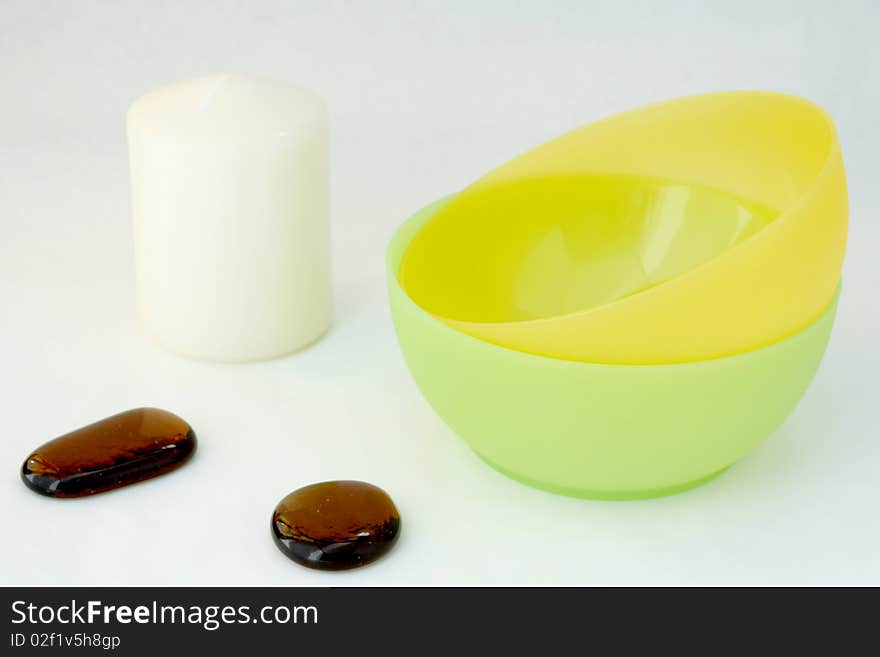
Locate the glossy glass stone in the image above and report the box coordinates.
[21,408,196,498]
[271,480,401,571]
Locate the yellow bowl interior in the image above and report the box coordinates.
[399,173,776,324]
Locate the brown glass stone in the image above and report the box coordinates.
[271,480,401,571]
[20,408,196,498]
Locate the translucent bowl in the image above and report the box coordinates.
[389,200,838,499]
[398,92,847,364]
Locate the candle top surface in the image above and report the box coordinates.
[127,74,326,140]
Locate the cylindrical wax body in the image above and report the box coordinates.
[127,74,331,361]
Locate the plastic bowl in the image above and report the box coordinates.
[389,200,839,499]
[398,91,847,365]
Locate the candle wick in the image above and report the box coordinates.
[197,75,229,113]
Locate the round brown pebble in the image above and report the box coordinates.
[271,480,401,571]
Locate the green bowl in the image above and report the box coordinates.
[387,199,839,500]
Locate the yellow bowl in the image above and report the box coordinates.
[398,91,847,364]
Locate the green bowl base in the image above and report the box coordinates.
[476,452,729,501]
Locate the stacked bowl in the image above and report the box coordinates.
[387,92,847,499]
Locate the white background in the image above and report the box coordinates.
[1,0,878,586]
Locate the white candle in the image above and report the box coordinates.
[127,74,331,362]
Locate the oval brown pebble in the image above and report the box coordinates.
[20,408,196,498]
[271,480,401,571]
